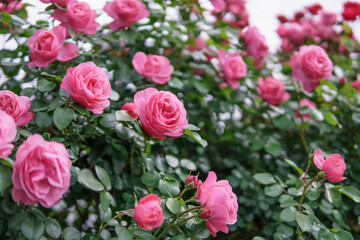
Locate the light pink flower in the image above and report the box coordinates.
[186,175,202,189]
[218,49,247,89]
[320,10,338,26]
[0,111,17,159]
[52,0,100,35]
[103,0,150,30]
[188,38,208,52]
[297,98,317,119]
[134,88,188,139]
[197,171,238,237]
[121,103,138,118]
[313,150,346,182]
[289,45,333,92]
[134,194,164,230]
[132,52,174,85]
[60,62,112,114]
[12,134,72,208]
[40,0,69,7]
[257,77,290,105]
[28,25,78,68]
[0,1,22,13]
[0,90,34,127]
[243,27,269,66]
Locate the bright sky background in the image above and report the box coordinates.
[12,0,360,52]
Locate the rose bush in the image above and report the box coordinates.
[1,0,360,240]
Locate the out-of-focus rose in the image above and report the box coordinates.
[12,134,72,208]
[186,175,202,189]
[257,77,290,105]
[218,49,247,89]
[0,1,22,13]
[40,0,69,7]
[296,98,316,119]
[210,0,226,12]
[121,103,138,118]
[197,171,238,237]
[313,150,346,182]
[306,4,322,14]
[289,45,333,92]
[339,77,347,85]
[0,90,34,127]
[132,52,174,85]
[277,23,307,44]
[0,111,17,159]
[188,38,208,52]
[351,80,360,92]
[134,194,164,230]
[320,11,337,26]
[134,88,188,139]
[243,27,268,68]
[103,0,150,30]
[60,62,112,114]
[342,1,360,21]
[28,26,78,68]
[52,0,100,35]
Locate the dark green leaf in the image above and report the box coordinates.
[339,186,360,203]
[253,173,276,185]
[141,171,161,187]
[295,212,313,232]
[95,166,111,191]
[45,218,61,239]
[21,216,45,240]
[63,227,81,240]
[0,167,12,191]
[78,169,104,192]
[166,198,181,214]
[53,108,75,130]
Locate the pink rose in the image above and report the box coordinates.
[257,77,290,105]
[218,49,247,89]
[277,23,307,44]
[188,37,208,52]
[0,1,22,13]
[132,52,174,85]
[12,134,72,208]
[60,62,112,114]
[0,90,34,127]
[134,194,164,230]
[210,0,226,12]
[0,111,17,159]
[121,103,138,118]
[52,0,100,35]
[134,88,188,139]
[40,0,69,7]
[28,25,78,68]
[103,0,150,30]
[197,171,238,237]
[320,10,338,26]
[289,45,333,92]
[243,27,269,65]
[352,80,360,92]
[313,150,346,182]
[296,98,316,119]
[186,175,202,189]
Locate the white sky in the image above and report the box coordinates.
[12,0,360,52]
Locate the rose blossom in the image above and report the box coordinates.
[133,87,188,139]
[296,98,316,119]
[186,175,202,189]
[0,1,22,13]
[132,52,174,85]
[134,194,164,230]
[243,27,269,63]
[121,103,138,118]
[197,171,238,237]
[257,77,290,105]
[188,37,208,52]
[52,0,100,35]
[313,150,346,182]
[289,45,333,92]
[342,1,360,21]
[0,90,34,126]
[28,25,78,68]
[103,0,150,30]
[218,49,247,89]
[60,62,111,114]
[351,80,360,92]
[0,111,17,159]
[40,0,69,7]
[12,134,72,208]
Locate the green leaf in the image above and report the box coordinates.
[165,155,179,168]
[325,188,341,204]
[115,124,134,140]
[95,166,111,191]
[250,140,265,152]
[253,173,276,185]
[334,231,354,240]
[70,103,88,115]
[78,169,104,192]
[318,229,335,240]
[0,167,12,191]
[115,110,136,121]
[45,218,61,239]
[110,90,120,101]
[99,205,112,223]
[100,191,110,211]
[252,238,266,240]
[159,179,180,197]
[184,129,207,148]
[280,200,298,208]
[21,216,45,240]
[284,159,303,175]
[166,198,181,214]
[339,186,360,203]
[0,12,11,24]
[141,171,161,187]
[48,99,65,111]
[115,226,134,240]
[280,207,296,222]
[100,113,117,128]
[295,212,313,232]
[265,184,283,197]
[325,112,340,127]
[53,107,75,130]
[185,124,201,131]
[180,159,197,171]
[35,112,53,128]
[273,115,291,129]
[37,79,57,92]
[265,140,282,156]
[308,188,320,201]
[168,78,184,89]
[30,100,48,112]
[63,227,81,240]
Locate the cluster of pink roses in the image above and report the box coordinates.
[0,0,22,13]
[210,0,249,28]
